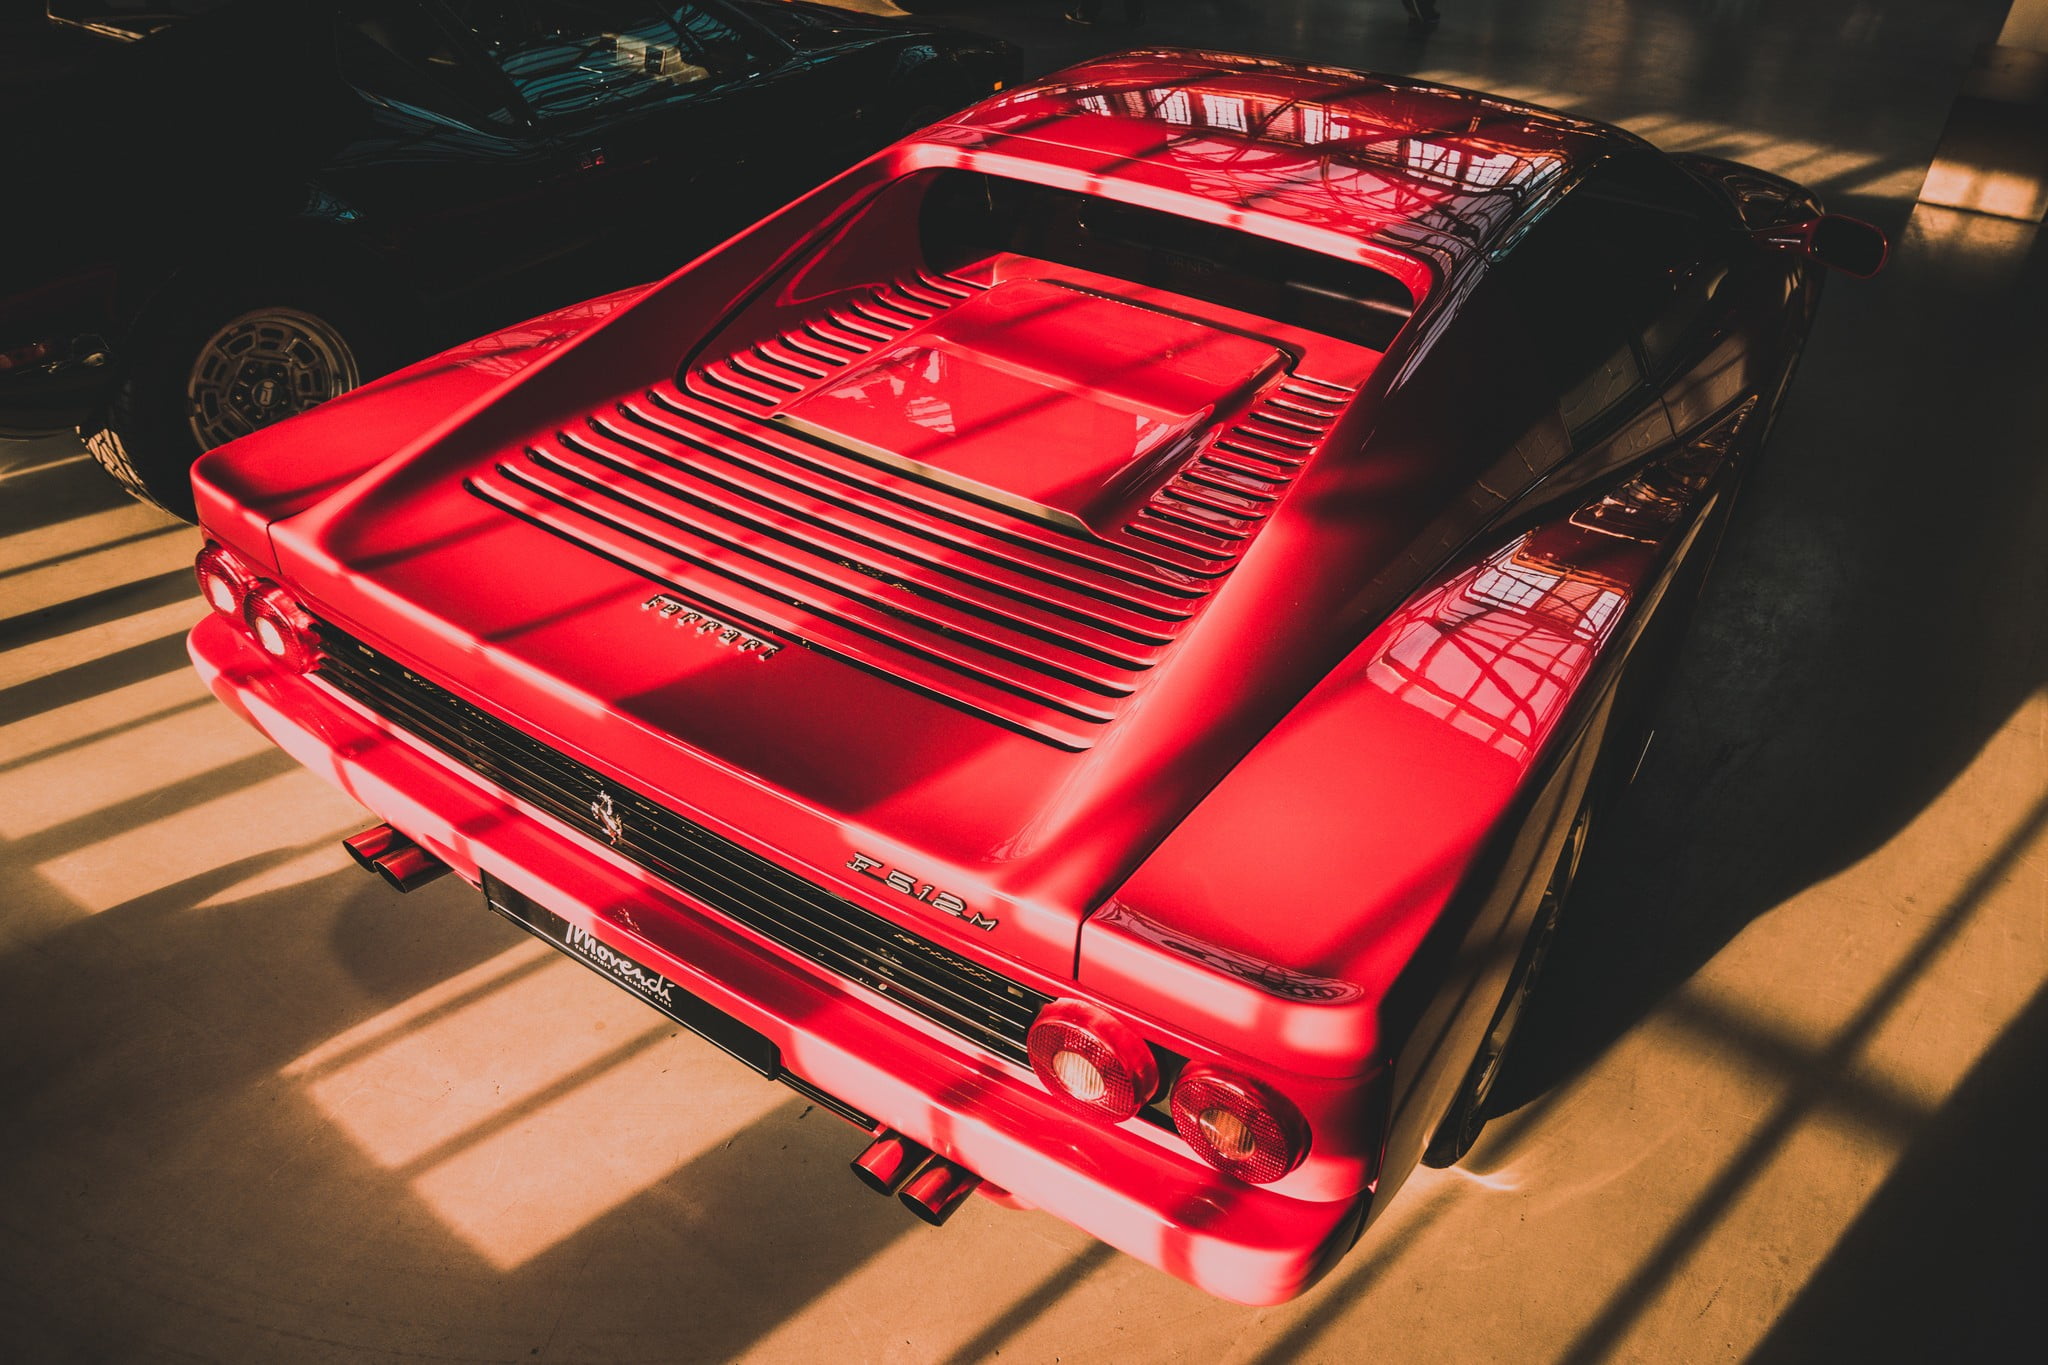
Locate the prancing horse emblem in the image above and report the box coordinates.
[590,790,625,846]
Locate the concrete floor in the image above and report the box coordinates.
[4,1,2045,1360]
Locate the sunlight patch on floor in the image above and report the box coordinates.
[0,524,191,612]
[742,1196,1115,1365]
[1921,159,2048,219]
[1437,1162,1525,1193]
[286,944,786,1270]
[193,840,359,908]
[409,1035,785,1270]
[1489,709,2043,1359]
[0,448,92,481]
[295,954,677,1169]
[286,939,553,1074]
[0,697,272,838]
[0,598,203,690]
[0,492,180,569]
[33,766,362,913]
[0,670,207,767]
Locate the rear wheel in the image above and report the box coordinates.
[85,275,399,520]
[1422,803,1591,1168]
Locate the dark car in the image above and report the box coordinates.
[0,0,1018,516]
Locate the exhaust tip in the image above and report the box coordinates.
[344,824,449,893]
[372,841,450,893]
[342,823,406,873]
[898,1156,981,1227]
[851,1131,932,1197]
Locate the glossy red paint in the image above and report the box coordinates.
[188,609,1368,1302]
[1093,418,1735,1071]
[943,48,1604,282]
[776,278,1288,536]
[187,51,1869,1301]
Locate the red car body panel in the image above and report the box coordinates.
[188,610,1364,1302]
[188,51,1838,1302]
[940,49,1603,280]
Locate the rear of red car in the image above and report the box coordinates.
[183,52,1809,1302]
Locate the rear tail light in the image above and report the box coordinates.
[1170,1066,1310,1185]
[241,581,322,674]
[194,543,254,617]
[1025,1000,1159,1122]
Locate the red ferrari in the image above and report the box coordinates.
[185,50,1884,1304]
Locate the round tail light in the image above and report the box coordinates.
[194,543,253,617]
[1170,1066,1310,1185]
[242,581,321,674]
[1026,1000,1159,1123]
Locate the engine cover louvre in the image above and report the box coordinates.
[465,270,1354,748]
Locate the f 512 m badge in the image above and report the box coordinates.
[849,852,997,931]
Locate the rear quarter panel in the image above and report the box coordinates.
[1091,392,1761,1214]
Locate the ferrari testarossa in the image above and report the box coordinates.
[185,50,1885,1304]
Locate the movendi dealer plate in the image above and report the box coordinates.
[482,872,780,1076]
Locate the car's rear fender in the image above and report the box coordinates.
[1094,403,1754,1208]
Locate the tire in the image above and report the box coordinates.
[1422,803,1592,1168]
[84,271,403,521]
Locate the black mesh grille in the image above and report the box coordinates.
[313,624,1049,1062]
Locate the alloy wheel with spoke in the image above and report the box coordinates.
[185,307,359,450]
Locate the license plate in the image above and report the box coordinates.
[482,872,780,1077]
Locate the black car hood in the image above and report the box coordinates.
[731,0,1006,57]
[732,0,922,39]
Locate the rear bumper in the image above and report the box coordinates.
[189,612,1363,1304]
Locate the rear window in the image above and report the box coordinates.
[919,170,1416,352]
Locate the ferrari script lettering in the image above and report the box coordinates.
[848,852,997,931]
[642,594,780,659]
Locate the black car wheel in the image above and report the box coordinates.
[84,275,398,521]
[1422,802,1592,1169]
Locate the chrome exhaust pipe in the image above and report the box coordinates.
[343,823,450,893]
[851,1130,932,1197]
[343,823,407,872]
[898,1155,981,1226]
[372,841,450,893]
